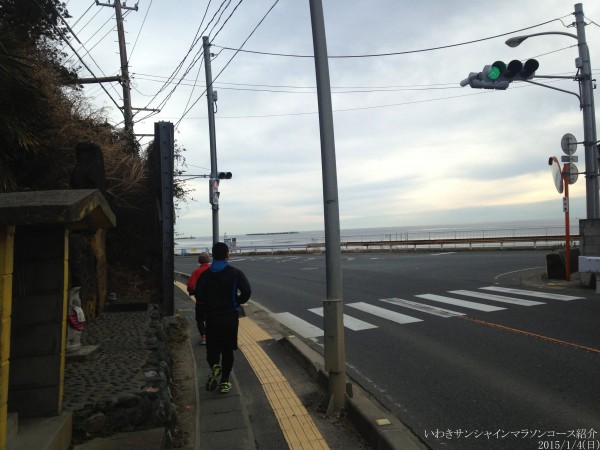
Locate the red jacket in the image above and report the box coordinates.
[187,263,210,294]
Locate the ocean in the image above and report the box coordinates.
[175,217,574,254]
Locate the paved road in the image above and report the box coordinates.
[176,250,600,450]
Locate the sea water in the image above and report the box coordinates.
[175,217,574,253]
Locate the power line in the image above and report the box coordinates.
[175,0,281,127]
[157,74,590,121]
[136,0,223,118]
[211,0,244,40]
[206,0,233,38]
[31,0,124,112]
[210,15,573,58]
[128,0,153,63]
[133,74,462,93]
[585,16,600,27]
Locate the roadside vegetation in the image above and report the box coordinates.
[0,0,189,299]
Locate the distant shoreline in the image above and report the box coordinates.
[246,231,299,236]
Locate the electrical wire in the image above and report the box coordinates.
[585,16,600,27]
[206,0,233,38]
[63,8,133,102]
[211,0,244,41]
[31,0,124,112]
[210,15,573,58]
[128,0,153,63]
[162,73,590,121]
[135,0,252,124]
[133,74,462,93]
[137,0,216,114]
[174,0,281,128]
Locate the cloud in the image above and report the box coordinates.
[63,1,600,237]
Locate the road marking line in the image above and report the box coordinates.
[347,302,422,324]
[494,267,543,280]
[308,307,378,331]
[458,316,600,355]
[415,294,505,312]
[449,290,545,306]
[480,286,583,301]
[271,312,323,338]
[380,298,464,317]
[239,318,330,450]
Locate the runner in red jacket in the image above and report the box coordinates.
[187,252,211,345]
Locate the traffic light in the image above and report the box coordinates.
[209,178,220,205]
[217,172,232,179]
[460,59,539,89]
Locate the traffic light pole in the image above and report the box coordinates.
[463,4,599,218]
[203,36,220,244]
[309,0,346,416]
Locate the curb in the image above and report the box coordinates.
[246,304,429,450]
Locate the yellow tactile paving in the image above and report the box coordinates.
[239,317,330,450]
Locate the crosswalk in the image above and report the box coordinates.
[270,286,584,339]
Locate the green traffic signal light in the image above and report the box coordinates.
[487,61,507,80]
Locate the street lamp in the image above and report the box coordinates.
[504,4,599,219]
[505,31,578,48]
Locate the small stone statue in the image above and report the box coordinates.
[66,287,86,352]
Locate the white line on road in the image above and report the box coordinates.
[380,298,464,317]
[271,312,323,338]
[494,267,543,280]
[415,294,505,312]
[308,308,378,331]
[480,286,583,301]
[347,302,423,324]
[449,290,545,306]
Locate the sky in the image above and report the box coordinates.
[61,0,600,238]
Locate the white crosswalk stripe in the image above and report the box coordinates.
[479,286,583,301]
[347,302,423,324]
[380,298,464,317]
[415,294,506,312]
[308,308,378,331]
[271,312,323,338]
[449,290,545,306]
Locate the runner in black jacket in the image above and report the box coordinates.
[194,242,251,393]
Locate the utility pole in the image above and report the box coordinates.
[574,3,599,219]
[308,0,346,415]
[96,1,137,136]
[203,36,220,244]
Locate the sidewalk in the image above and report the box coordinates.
[173,276,428,450]
[62,277,428,450]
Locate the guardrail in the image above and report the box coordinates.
[230,234,578,253]
[177,226,579,254]
[331,234,579,251]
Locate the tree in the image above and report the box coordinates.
[0,28,47,191]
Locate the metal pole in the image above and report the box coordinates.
[203,36,219,244]
[575,3,599,219]
[308,0,346,415]
[563,164,571,281]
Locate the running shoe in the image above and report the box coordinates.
[206,364,222,391]
[219,380,232,393]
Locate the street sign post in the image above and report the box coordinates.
[549,133,580,281]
